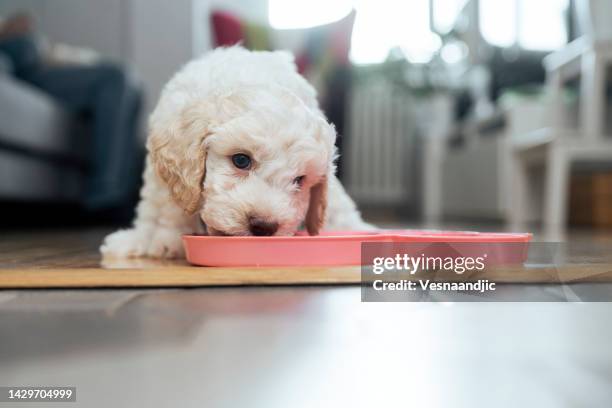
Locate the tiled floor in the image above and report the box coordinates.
[1,227,612,407]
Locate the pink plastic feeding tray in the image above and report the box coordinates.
[183,230,532,267]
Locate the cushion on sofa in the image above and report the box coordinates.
[0,75,88,164]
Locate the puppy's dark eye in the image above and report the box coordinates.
[293,175,305,187]
[231,153,251,170]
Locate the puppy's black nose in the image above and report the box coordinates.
[249,219,279,236]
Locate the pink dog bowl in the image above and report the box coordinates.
[182,230,532,267]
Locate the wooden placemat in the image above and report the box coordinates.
[0,266,360,288]
[2,263,612,289]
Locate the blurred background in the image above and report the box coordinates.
[1,0,611,236]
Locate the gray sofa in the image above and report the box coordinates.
[0,53,88,203]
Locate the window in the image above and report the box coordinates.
[351,0,440,64]
[479,0,569,50]
[269,0,569,65]
[432,0,468,35]
[269,0,441,65]
[268,0,353,29]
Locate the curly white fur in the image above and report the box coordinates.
[101,46,372,259]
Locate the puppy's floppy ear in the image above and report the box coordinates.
[305,175,328,235]
[147,103,212,214]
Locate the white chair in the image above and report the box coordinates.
[508,37,612,239]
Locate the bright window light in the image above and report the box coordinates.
[350,0,439,64]
[480,0,568,50]
[268,0,353,29]
[433,0,468,34]
[519,0,568,50]
[480,0,516,48]
[269,0,441,65]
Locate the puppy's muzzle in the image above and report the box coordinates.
[248,218,279,236]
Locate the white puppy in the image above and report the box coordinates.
[101,46,371,258]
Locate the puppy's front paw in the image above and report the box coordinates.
[100,228,150,258]
[147,227,185,259]
[100,227,185,259]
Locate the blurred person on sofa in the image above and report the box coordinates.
[0,13,142,212]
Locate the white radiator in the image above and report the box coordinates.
[344,79,415,206]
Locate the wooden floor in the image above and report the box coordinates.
[3,227,612,407]
[1,227,612,288]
